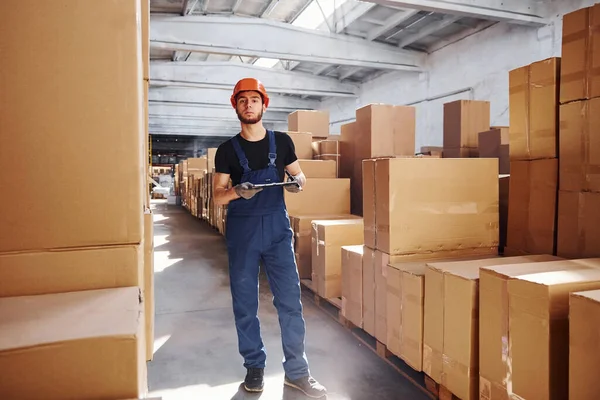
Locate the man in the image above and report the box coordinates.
[213,78,327,398]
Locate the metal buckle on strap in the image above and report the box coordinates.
[268,152,277,166]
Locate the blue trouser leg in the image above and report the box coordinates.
[261,211,310,380]
[226,215,266,369]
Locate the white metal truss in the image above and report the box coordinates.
[149,61,360,97]
[397,14,460,47]
[148,87,320,112]
[359,0,548,26]
[150,15,425,72]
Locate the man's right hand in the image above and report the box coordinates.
[234,182,263,200]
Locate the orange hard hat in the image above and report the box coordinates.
[230,78,270,108]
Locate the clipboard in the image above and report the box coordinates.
[251,181,300,189]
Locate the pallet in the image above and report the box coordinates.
[299,280,435,400]
[423,375,460,400]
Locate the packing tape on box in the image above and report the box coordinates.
[480,377,492,400]
[442,353,473,383]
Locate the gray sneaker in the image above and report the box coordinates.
[284,375,327,398]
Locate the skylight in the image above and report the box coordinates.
[252,0,349,68]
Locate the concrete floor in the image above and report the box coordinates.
[147,200,431,400]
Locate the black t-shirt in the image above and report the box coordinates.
[215,131,298,186]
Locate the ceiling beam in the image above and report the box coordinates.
[367,9,419,41]
[149,104,288,122]
[358,0,549,26]
[148,87,320,112]
[397,14,460,48]
[149,61,360,97]
[150,15,424,72]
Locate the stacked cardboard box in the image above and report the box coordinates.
[311,219,364,299]
[288,110,330,138]
[478,127,510,174]
[314,139,340,177]
[569,288,600,400]
[443,100,491,158]
[341,245,364,327]
[363,157,499,346]
[424,255,559,400]
[557,4,600,258]
[0,1,149,397]
[507,57,560,256]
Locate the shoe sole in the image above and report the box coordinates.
[243,384,264,393]
[284,380,326,398]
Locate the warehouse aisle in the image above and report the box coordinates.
[146,200,430,400]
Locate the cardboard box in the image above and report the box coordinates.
[375,158,499,255]
[207,148,217,172]
[0,0,144,252]
[186,157,208,175]
[318,140,339,155]
[339,123,355,179]
[506,159,558,255]
[559,98,600,192]
[285,178,350,216]
[288,110,329,138]
[557,191,600,258]
[362,246,376,337]
[352,160,364,216]
[375,251,405,345]
[428,255,559,400]
[386,263,402,356]
[561,4,600,104]
[0,287,146,399]
[312,219,364,298]
[141,0,149,80]
[287,132,314,159]
[509,58,560,160]
[509,261,600,400]
[479,257,578,400]
[443,147,479,158]
[569,289,600,400]
[362,159,376,249]
[0,245,143,298]
[341,245,364,328]
[143,210,154,362]
[355,104,416,159]
[443,100,490,150]
[479,128,510,174]
[499,175,510,251]
[298,160,337,178]
[290,214,360,279]
[421,146,444,157]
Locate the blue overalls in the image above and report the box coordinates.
[225,130,309,380]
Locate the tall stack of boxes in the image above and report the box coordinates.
[443,100,491,158]
[507,57,561,256]
[557,4,600,258]
[0,1,151,398]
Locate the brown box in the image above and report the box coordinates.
[288,110,329,138]
[479,257,584,400]
[287,132,314,159]
[509,58,560,160]
[499,175,510,251]
[506,159,558,255]
[363,159,376,249]
[0,246,143,298]
[443,100,490,150]
[290,214,360,279]
[559,98,600,192]
[429,256,559,400]
[207,148,217,172]
[341,245,364,328]
[509,261,600,400]
[557,191,600,258]
[355,104,416,159]
[352,160,364,216]
[421,146,444,157]
[339,123,355,179]
[386,263,402,357]
[186,157,208,175]
[312,219,364,298]
[318,140,339,155]
[362,246,376,337]
[284,178,350,215]
[443,147,480,158]
[141,0,149,80]
[479,128,510,174]
[375,158,499,256]
[298,160,337,178]
[561,4,600,104]
[375,251,406,345]
[0,0,144,252]
[570,289,600,400]
[0,287,146,399]
[143,210,154,362]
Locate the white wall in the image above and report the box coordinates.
[322,0,597,151]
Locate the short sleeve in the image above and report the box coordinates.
[281,133,298,165]
[214,142,231,174]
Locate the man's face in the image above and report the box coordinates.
[235,91,265,124]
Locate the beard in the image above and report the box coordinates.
[236,108,263,125]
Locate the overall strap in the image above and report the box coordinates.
[267,130,277,167]
[231,136,251,174]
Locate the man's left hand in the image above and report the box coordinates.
[285,172,306,193]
